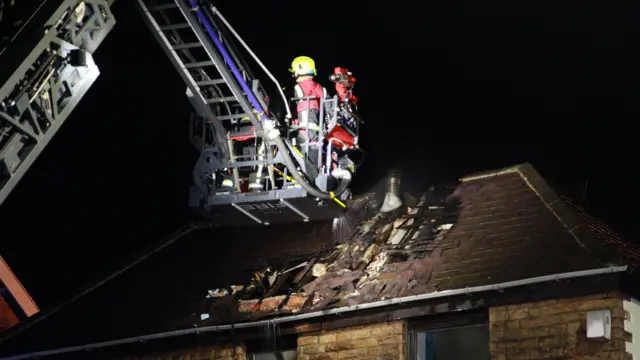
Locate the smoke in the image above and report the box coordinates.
[331,167,433,243]
[331,175,389,243]
[332,211,358,244]
[380,170,402,213]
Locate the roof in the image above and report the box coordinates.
[560,195,640,268]
[0,162,636,357]
[188,163,630,325]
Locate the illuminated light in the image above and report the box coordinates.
[221,179,233,188]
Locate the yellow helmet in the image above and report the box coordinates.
[289,56,317,77]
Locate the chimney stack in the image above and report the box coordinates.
[380,170,403,212]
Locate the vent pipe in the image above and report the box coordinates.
[380,170,403,212]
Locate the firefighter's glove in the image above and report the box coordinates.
[332,168,352,181]
[262,119,280,140]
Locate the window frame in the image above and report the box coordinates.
[249,349,298,360]
[244,333,298,360]
[406,309,490,360]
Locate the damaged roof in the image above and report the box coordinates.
[190,163,634,326]
[1,163,638,357]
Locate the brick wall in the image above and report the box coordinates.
[118,322,405,360]
[120,344,246,360]
[297,321,405,360]
[490,293,632,360]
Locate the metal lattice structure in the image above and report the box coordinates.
[0,0,115,206]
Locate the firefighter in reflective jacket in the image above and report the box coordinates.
[289,56,325,179]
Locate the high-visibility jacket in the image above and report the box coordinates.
[295,79,324,113]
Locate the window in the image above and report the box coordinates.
[414,324,490,360]
[246,334,297,360]
[408,311,491,360]
[252,350,297,360]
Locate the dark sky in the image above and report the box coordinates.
[1,0,639,347]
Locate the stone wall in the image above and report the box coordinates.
[490,293,632,360]
[297,321,405,360]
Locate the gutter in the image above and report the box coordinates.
[0,265,628,360]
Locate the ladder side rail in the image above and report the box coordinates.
[204,9,255,82]
[210,13,272,116]
[135,0,232,164]
[201,9,267,127]
[157,16,231,112]
[146,6,230,152]
[184,1,267,130]
[204,6,273,117]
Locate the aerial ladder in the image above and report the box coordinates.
[0,0,363,226]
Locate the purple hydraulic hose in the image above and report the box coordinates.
[186,0,268,122]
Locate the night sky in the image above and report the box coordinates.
[1,0,639,350]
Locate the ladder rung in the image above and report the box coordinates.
[196,79,226,86]
[217,113,249,121]
[148,4,177,11]
[160,23,190,31]
[184,61,214,68]
[173,42,202,50]
[206,96,238,104]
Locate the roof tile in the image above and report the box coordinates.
[561,196,640,267]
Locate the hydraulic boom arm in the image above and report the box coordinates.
[0,0,115,207]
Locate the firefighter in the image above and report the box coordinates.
[330,67,358,105]
[289,56,325,180]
